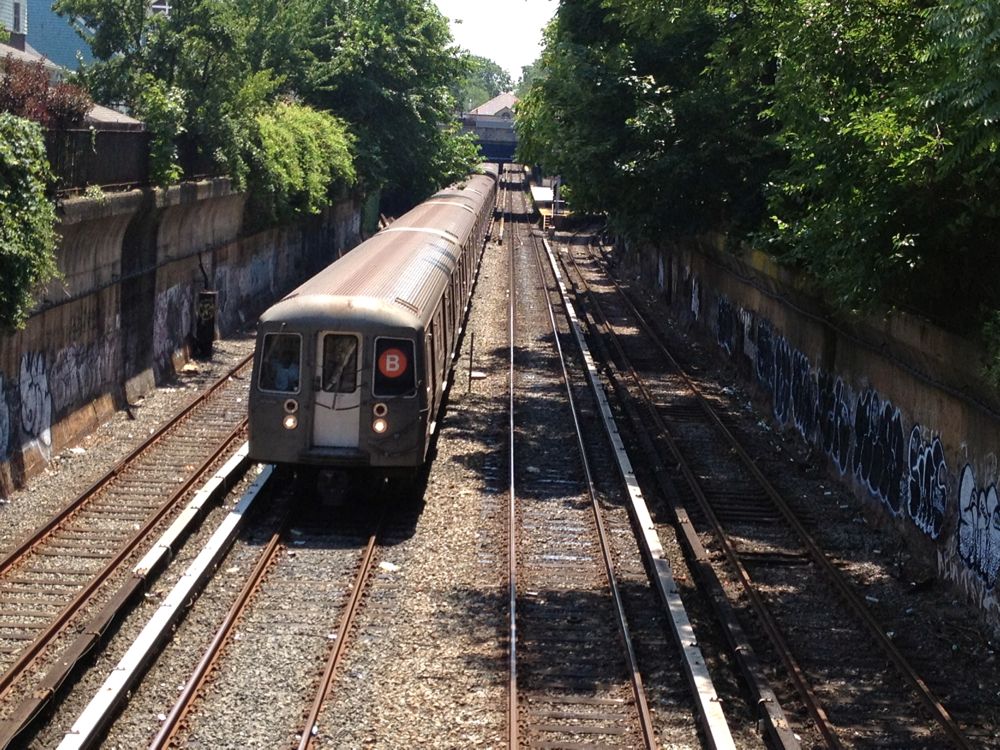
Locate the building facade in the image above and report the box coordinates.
[25,0,92,70]
[461,92,518,163]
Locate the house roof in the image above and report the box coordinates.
[85,102,144,131]
[468,92,518,116]
[1,44,144,130]
[0,40,61,73]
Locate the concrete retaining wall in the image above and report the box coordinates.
[0,179,361,494]
[626,236,1000,632]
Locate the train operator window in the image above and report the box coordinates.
[321,334,358,393]
[373,337,416,397]
[260,333,301,393]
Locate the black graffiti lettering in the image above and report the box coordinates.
[717,296,737,355]
[790,349,817,440]
[756,320,775,394]
[958,464,1000,589]
[852,389,906,515]
[818,372,852,474]
[906,428,947,540]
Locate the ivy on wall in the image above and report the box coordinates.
[0,113,59,330]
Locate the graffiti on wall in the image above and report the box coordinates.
[717,296,737,355]
[710,282,951,539]
[690,275,701,320]
[215,255,276,332]
[958,464,1000,588]
[907,429,948,540]
[153,284,193,364]
[49,338,116,416]
[852,388,908,516]
[817,371,852,475]
[19,352,52,459]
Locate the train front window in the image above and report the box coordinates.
[259,333,301,393]
[373,337,416,397]
[321,334,358,393]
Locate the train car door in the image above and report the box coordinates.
[312,332,361,448]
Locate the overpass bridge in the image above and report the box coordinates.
[460,92,518,164]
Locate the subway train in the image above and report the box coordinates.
[247,164,499,474]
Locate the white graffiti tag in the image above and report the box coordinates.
[958,464,1000,589]
[19,352,52,455]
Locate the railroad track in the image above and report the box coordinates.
[504,170,734,749]
[557,236,979,748]
[144,482,389,750]
[0,355,253,745]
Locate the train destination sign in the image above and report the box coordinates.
[378,348,408,378]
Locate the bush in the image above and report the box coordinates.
[248,102,356,225]
[0,55,92,127]
[0,113,59,329]
[133,75,187,185]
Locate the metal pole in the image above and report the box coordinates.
[468,332,475,392]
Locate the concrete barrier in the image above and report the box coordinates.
[627,236,1000,632]
[0,179,361,494]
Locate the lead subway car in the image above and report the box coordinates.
[248,166,498,472]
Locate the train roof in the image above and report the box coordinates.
[259,171,495,329]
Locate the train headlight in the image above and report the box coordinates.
[372,417,389,434]
[283,414,298,430]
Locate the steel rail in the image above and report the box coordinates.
[545,237,742,749]
[0,410,250,704]
[591,243,973,749]
[297,508,385,750]
[556,241,800,749]
[0,353,254,582]
[571,238,844,745]
[149,520,287,750]
[526,230,657,748]
[0,428,249,749]
[504,165,519,750]
[56,464,274,750]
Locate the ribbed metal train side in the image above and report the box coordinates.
[247,168,498,472]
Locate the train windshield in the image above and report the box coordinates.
[373,337,416,397]
[259,333,301,393]
[321,334,358,393]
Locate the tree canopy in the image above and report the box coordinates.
[451,54,514,113]
[302,0,479,207]
[517,0,1000,356]
[56,0,478,206]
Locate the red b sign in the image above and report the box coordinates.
[378,348,408,378]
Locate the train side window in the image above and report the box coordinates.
[425,334,436,406]
[373,337,416,397]
[445,288,455,347]
[321,334,358,393]
[434,307,446,374]
[259,333,301,393]
[437,303,448,362]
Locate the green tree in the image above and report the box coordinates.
[515,59,542,98]
[305,0,479,207]
[517,1,773,237]
[57,0,277,185]
[248,102,355,226]
[745,2,943,310]
[0,114,58,330]
[57,0,477,209]
[451,54,513,112]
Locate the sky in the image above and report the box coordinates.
[433,0,558,82]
